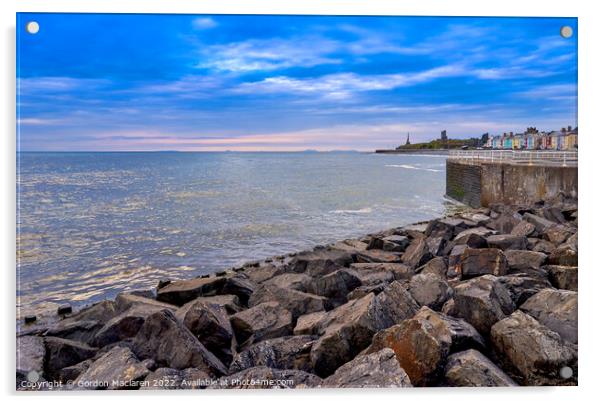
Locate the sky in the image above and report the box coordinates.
[17,14,578,151]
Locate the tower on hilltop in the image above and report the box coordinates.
[405,132,410,145]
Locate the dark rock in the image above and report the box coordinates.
[346,283,388,300]
[248,284,326,320]
[426,236,446,256]
[210,366,322,389]
[93,304,173,347]
[382,235,410,251]
[263,273,313,292]
[531,239,556,254]
[548,245,578,266]
[132,309,227,376]
[74,346,150,390]
[308,268,362,308]
[230,302,293,346]
[175,299,235,366]
[459,212,491,226]
[521,289,577,344]
[142,367,210,390]
[331,239,368,253]
[409,273,453,310]
[504,250,547,272]
[229,335,316,373]
[453,275,514,335]
[444,349,517,387]
[156,277,228,306]
[44,337,98,380]
[24,315,37,324]
[460,248,508,279]
[497,274,552,306]
[350,262,413,281]
[417,257,448,279]
[546,265,578,291]
[221,275,256,306]
[366,236,384,250]
[523,212,556,233]
[57,304,72,316]
[44,320,102,346]
[426,217,467,240]
[543,226,572,246]
[58,359,93,382]
[17,336,45,381]
[447,244,468,278]
[243,264,284,284]
[401,237,433,269]
[193,294,242,314]
[491,310,577,385]
[323,348,412,388]
[287,249,353,277]
[486,234,527,251]
[363,307,485,386]
[115,293,177,312]
[454,226,496,242]
[356,249,402,264]
[511,221,536,237]
[488,213,520,234]
[294,311,327,335]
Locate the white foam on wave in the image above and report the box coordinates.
[331,207,373,214]
[385,164,442,172]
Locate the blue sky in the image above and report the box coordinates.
[17,14,577,151]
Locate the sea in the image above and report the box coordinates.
[17,151,454,317]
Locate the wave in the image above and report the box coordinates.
[385,164,442,172]
[331,207,373,214]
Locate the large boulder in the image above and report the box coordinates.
[44,337,98,381]
[453,275,515,335]
[523,212,556,233]
[308,269,362,308]
[131,309,227,376]
[511,221,536,237]
[491,310,577,385]
[350,262,413,281]
[488,213,520,234]
[115,293,177,312]
[294,311,327,335]
[444,349,517,387]
[546,265,578,291]
[175,299,235,366]
[497,274,552,306]
[230,302,293,346]
[248,284,326,320]
[401,237,433,269]
[363,307,485,386]
[74,346,150,390]
[156,274,255,306]
[243,263,285,284]
[548,245,578,267]
[520,289,578,344]
[287,249,353,277]
[381,235,410,252]
[263,273,313,292]
[504,250,547,272]
[409,273,453,311]
[486,234,527,251]
[229,335,316,373]
[417,257,448,279]
[356,249,402,264]
[210,366,322,389]
[322,348,412,388]
[543,226,572,246]
[460,248,508,279]
[191,294,242,314]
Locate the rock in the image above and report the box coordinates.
[541,206,567,224]
[263,273,313,292]
[309,282,419,377]
[511,220,536,237]
[350,262,413,281]
[366,236,384,250]
[294,311,327,335]
[426,217,467,240]
[210,366,322,389]
[142,367,210,390]
[156,276,228,306]
[548,245,578,266]
[74,347,150,390]
[58,359,93,382]
[452,233,488,249]
[322,348,412,388]
[68,300,120,324]
[44,320,102,346]
[287,249,353,277]
[520,289,578,344]
[488,213,520,234]
[175,299,235,366]
[504,250,547,272]
[546,265,578,291]
[115,293,177,312]
[92,304,173,347]
[401,237,433,269]
[460,248,508,279]
[132,309,227,376]
[248,284,326,320]
[346,283,388,300]
[523,212,556,233]
[229,335,316,373]
[363,307,485,386]
[221,275,256,305]
[459,212,491,226]
[409,273,453,310]
[454,226,496,242]
[543,226,572,246]
[44,337,98,380]
[382,235,410,251]
[57,304,73,316]
[331,239,368,253]
[497,274,552,306]
[453,275,514,335]
[426,236,446,256]
[447,244,468,278]
[230,302,293,346]
[193,294,242,314]
[16,336,45,382]
[356,249,402,264]
[491,311,577,385]
[243,264,284,284]
[444,349,517,387]
[417,257,448,279]
[486,234,527,251]
[531,239,556,254]
[309,269,361,308]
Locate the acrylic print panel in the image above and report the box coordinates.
[16,13,578,390]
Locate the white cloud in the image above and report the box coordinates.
[192,17,217,30]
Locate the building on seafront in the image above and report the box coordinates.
[486,126,578,150]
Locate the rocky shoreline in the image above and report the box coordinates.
[17,192,578,390]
